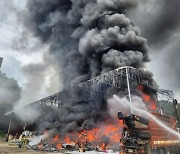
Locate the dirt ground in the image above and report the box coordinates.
[0,142,49,154]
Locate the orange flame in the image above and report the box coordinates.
[54,134,59,142]
[142,94,157,110]
[143,94,150,102]
[138,84,157,110]
[64,136,73,144]
[49,119,123,150]
[56,143,62,150]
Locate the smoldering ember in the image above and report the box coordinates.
[1,0,180,154]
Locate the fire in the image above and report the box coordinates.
[48,119,123,150]
[142,94,157,110]
[64,136,73,144]
[54,134,59,142]
[138,84,157,110]
[35,85,157,152]
[143,94,150,102]
[100,143,106,151]
[56,143,62,150]
[86,130,95,142]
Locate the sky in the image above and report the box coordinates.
[129,0,180,99]
[0,0,180,101]
[0,0,61,104]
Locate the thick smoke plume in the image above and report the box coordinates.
[25,0,149,85]
[22,0,157,135]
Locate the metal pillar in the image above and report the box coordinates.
[5,119,12,142]
[126,67,133,114]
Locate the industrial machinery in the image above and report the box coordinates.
[118,111,180,153]
[118,112,150,153]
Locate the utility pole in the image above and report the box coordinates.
[23,122,26,132]
[0,57,3,69]
[5,119,12,142]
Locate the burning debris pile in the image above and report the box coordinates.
[28,119,123,152]
[20,0,158,152]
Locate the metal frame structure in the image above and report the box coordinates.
[33,66,152,107]
[78,66,150,91]
[157,89,174,102]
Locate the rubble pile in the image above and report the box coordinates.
[27,119,123,152]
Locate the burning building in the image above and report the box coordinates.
[27,66,158,152]
[17,0,180,153]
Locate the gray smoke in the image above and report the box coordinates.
[23,0,157,134]
[128,0,180,99]
[14,63,48,122]
[14,53,62,123]
[0,71,21,130]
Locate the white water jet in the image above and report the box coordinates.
[113,95,180,139]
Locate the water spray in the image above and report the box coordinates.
[113,95,180,139]
[125,67,133,114]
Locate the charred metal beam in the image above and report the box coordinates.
[34,66,152,107]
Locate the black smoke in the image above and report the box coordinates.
[22,0,157,134]
[24,0,150,86]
